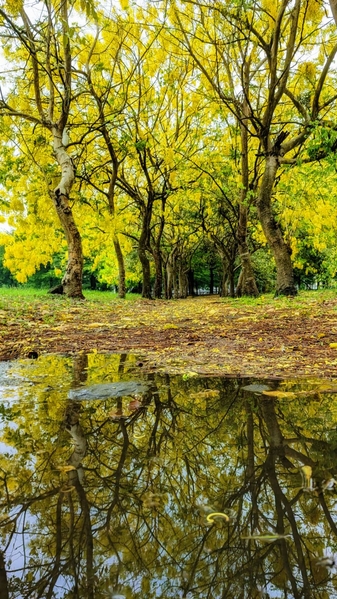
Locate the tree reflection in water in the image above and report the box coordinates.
[0,353,337,598]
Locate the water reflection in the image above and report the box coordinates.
[0,354,337,598]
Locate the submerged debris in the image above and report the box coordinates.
[68,381,148,401]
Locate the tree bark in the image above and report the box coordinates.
[153,249,163,299]
[166,261,173,299]
[137,195,154,299]
[236,205,259,297]
[163,261,169,299]
[165,247,177,299]
[138,228,152,299]
[236,75,259,298]
[329,0,337,27]
[257,155,297,296]
[51,126,84,298]
[113,235,126,298]
[0,552,8,599]
[218,247,236,297]
[188,268,194,296]
[173,268,179,298]
[209,265,214,295]
[152,209,165,299]
[178,263,188,298]
[220,268,228,297]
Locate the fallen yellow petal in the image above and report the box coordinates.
[206,512,230,523]
[301,465,312,478]
[262,390,295,398]
[60,485,75,493]
[56,465,76,472]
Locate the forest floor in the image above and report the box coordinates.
[1,288,337,379]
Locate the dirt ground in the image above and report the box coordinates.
[1,292,337,378]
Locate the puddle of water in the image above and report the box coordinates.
[0,353,337,598]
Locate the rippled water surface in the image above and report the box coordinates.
[1,353,337,598]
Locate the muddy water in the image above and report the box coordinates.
[0,353,337,598]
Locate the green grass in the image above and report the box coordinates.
[220,288,337,308]
[0,287,48,298]
[0,287,142,324]
[0,286,141,302]
[84,290,141,302]
[0,285,335,311]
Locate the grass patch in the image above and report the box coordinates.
[84,290,141,302]
[0,286,48,298]
[220,289,337,308]
[0,286,335,308]
[0,286,141,302]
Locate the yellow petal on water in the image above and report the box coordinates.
[301,465,313,490]
[241,534,291,541]
[206,512,230,523]
[60,485,75,493]
[56,465,76,472]
[262,390,295,398]
[301,465,312,478]
[194,390,220,399]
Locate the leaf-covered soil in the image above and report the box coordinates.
[1,289,337,378]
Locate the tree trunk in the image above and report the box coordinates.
[188,268,194,296]
[237,91,259,298]
[219,250,235,297]
[257,155,297,296]
[229,267,235,297]
[106,170,126,299]
[72,353,88,387]
[209,265,214,295]
[166,261,173,299]
[153,250,163,299]
[220,268,228,297]
[90,274,97,290]
[51,126,84,298]
[137,199,154,299]
[173,266,179,298]
[155,260,163,298]
[138,241,152,299]
[166,248,177,299]
[152,207,165,299]
[237,205,259,297]
[330,0,337,27]
[0,552,8,599]
[113,235,126,298]
[178,264,188,298]
[163,262,169,299]
[236,251,258,297]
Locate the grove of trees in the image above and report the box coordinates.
[1,0,337,298]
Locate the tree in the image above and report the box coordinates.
[72,12,142,299]
[0,0,85,297]
[112,29,207,298]
[166,0,337,295]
